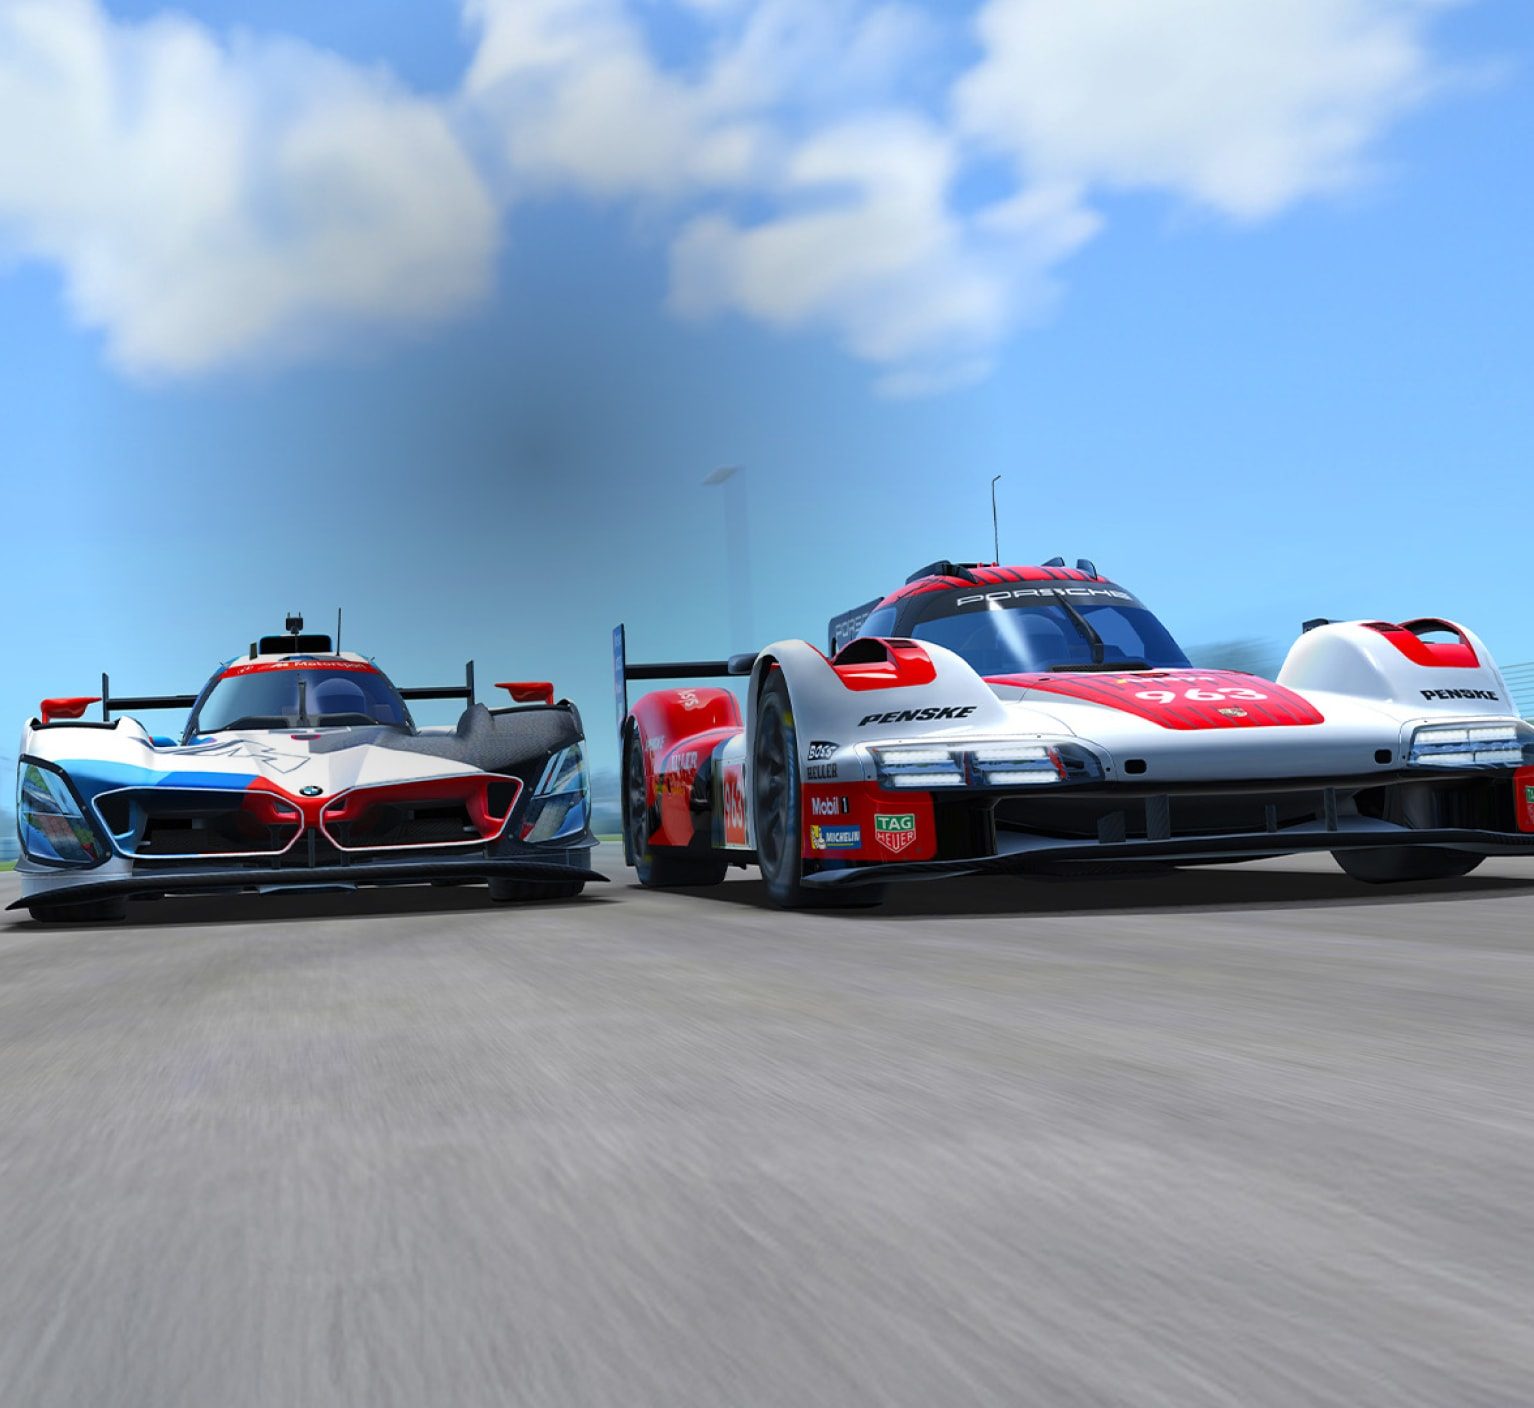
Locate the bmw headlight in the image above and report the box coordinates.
[520,745,591,843]
[17,761,109,866]
[1408,721,1534,768]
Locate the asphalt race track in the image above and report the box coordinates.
[3,852,1533,1408]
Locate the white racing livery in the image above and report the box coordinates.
[616,559,1534,909]
[14,617,599,923]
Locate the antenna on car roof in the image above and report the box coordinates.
[990,475,1002,565]
[335,607,342,657]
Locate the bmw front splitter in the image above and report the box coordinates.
[5,857,607,909]
[800,820,1534,888]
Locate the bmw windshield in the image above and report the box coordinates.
[904,586,1191,676]
[191,664,412,733]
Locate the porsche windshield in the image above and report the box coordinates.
[193,666,411,733]
[906,588,1191,675]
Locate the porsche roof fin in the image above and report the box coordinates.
[905,560,982,585]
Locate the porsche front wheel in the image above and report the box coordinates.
[753,673,883,910]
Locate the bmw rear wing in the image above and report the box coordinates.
[612,625,754,736]
[100,675,197,721]
[398,661,476,708]
[96,659,478,723]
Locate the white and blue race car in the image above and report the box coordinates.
[13,617,599,923]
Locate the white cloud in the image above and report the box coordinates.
[0,0,1475,388]
[958,0,1452,220]
[0,0,497,374]
[669,118,1099,394]
[461,0,936,200]
[462,0,766,198]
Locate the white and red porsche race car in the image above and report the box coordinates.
[615,559,1534,908]
[13,617,599,923]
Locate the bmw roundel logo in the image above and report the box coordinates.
[300,785,323,797]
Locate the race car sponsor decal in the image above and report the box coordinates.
[810,824,862,851]
[800,784,936,862]
[859,706,978,727]
[655,747,702,801]
[874,813,917,855]
[1422,688,1500,702]
[1518,769,1534,835]
[806,740,840,778]
[990,671,1323,730]
[954,587,1135,609]
[221,659,377,677]
[721,761,748,848]
[177,737,313,774]
[810,795,850,817]
[678,690,707,711]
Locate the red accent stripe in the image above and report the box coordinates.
[1365,620,1479,669]
[222,660,378,678]
[987,671,1324,730]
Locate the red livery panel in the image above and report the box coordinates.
[800,783,937,863]
[1364,620,1480,669]
[1518,768,1534,835]
[830,639,938,692]
[989,670,1325,730]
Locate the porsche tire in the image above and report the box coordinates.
[487,878,585,903]
[622,722,728,889]
[752,672,884,910]
[1332,847,1483,884]
[26,895,129,924]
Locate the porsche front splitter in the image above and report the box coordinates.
[801,818,1534,888]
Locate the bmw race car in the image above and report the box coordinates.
[615,559,1534,908]
[13,617,600,923]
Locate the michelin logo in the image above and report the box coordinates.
[810,825,862,851]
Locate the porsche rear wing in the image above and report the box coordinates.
[612,625,754,736]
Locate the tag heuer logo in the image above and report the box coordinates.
[874,813,917,855]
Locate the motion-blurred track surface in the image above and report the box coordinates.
[3,853,1534,1407]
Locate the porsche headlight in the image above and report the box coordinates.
[1408,721,1534,769]
[17,761,109,866]
[520,745,591,843]
[868,740,1103,790]
[868,745,966,789]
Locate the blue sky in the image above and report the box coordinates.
[2,0,1532,775]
